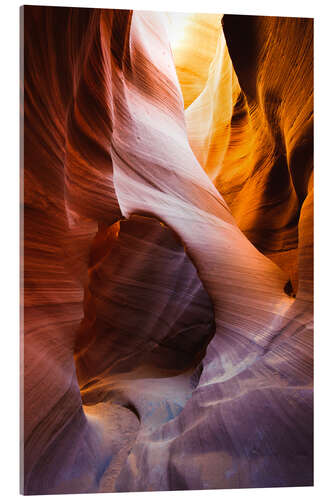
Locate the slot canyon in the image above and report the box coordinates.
[22,6,313,494]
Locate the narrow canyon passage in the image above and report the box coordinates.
[22,7,313,494]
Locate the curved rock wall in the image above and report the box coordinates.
[22,6,313,494]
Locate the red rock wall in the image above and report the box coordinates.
[22,6,313,494]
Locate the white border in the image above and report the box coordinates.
[1,1,332,499]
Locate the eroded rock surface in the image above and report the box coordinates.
[22,6,313,494]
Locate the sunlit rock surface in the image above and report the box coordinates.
[182,15,313,293]
[167,13,222,109]
[22,6,313,494]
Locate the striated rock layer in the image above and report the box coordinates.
[22,6,313,494]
